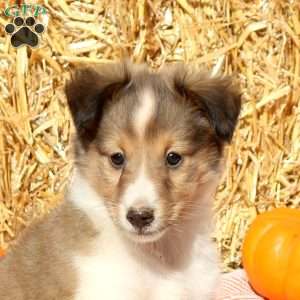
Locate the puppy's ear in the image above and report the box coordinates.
[65,63,130,148]
[173,66,241,142]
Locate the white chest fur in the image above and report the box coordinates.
[69,172,219,300]
[73,238,148,300]
[72,235,218,300]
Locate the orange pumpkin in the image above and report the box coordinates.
[242,208,300,300]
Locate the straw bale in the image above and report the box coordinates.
[0,0,299,271]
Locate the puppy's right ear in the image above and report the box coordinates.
[65,63,130,149]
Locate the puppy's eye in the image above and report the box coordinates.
[110,152,125,168]
[166,152,182,168]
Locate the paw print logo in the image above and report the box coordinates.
[5,16,45,48]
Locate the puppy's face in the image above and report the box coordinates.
[66,63,241,243]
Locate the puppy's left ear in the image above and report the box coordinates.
[173,67,242,143]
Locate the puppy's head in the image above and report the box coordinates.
[66,62,241,243]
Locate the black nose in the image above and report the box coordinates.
[126,208,154,230]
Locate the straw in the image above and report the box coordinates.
[0,0,299,271]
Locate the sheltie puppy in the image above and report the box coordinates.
[0,62,241,300]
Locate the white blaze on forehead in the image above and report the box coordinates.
[134,88,156,136]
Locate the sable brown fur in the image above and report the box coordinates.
[0,201,98,300]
